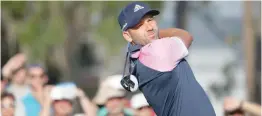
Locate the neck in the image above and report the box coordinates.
[128,44,143,54]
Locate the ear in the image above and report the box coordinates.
[122,31,132,43]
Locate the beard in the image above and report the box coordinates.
[142,29,159,45]
[147,28,159,40]
[131,28,159,46]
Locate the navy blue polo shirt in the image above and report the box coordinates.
[129,37,216,116]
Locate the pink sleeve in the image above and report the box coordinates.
[138,37,188,72]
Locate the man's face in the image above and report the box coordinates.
[28,67,48,89]
[105,97,125,114]
[124,14,159,46]
[53,100,73,115]
[122,98,131,108]
[1,96,15,116]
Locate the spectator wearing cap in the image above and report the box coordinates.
[1,92,16,116]
[21,64,51,116]
[40,82,97,116]
[93,75,134,116]
[131,93,156,116]
[2,53,29,116]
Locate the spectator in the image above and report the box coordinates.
[1,92,16,116]
[21,64,50,116]
[2,53,30,98]
[2,53,29,116]
[223,97,262,116]
[93,75,134,116]
[40,82,97,116]
[131,93,156,116]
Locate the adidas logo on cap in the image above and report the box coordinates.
[134,4,144,12]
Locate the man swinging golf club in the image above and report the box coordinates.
[118,2,216,116]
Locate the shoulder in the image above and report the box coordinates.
[142,36,185,49]
[159,36,186,46]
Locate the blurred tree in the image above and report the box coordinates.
[253,1,261,105]
[1,3,21,68]
[210,61,236,100]
[1,18,12,68]
[1,1,163,97]
[254,36,261,104]
[243,1,256,103]
[175,1,188,29]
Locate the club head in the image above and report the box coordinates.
[120,75,138,92]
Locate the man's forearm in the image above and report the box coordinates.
[79,96,98,116]
[242,101,261,116]
[159,28,193,48]
[40,100,51,116]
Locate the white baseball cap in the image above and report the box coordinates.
[93,74,126,105]
[103,74,125,90]
[50,82,77,101]
[131,93,149,109]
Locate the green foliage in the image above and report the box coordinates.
[2,1,163,60]
[96,15,126,56]
[2,1,27,20]
[13,2,66,61]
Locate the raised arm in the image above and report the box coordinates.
[40,86,53,116]
[241,101,261,116]
[224,97,261,116]
[159,28,193,49]
[77,88,98,116]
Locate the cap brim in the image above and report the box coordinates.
[124,9,160,31]
[145,9,160,16]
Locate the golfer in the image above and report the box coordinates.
[118,1,216,116]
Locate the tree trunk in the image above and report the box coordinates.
[243,1,256,102]
[1,9,21,67]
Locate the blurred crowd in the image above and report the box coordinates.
[1,53,261,116]
[1,53,155,116]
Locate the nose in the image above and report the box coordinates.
[146,22,153,31]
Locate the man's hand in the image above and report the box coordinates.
[159,28,193,49]
[43,85,53,104]
[40,85,53,116]
[2,53,26,79]
[76,88,98,116]
[76,88,87,99]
